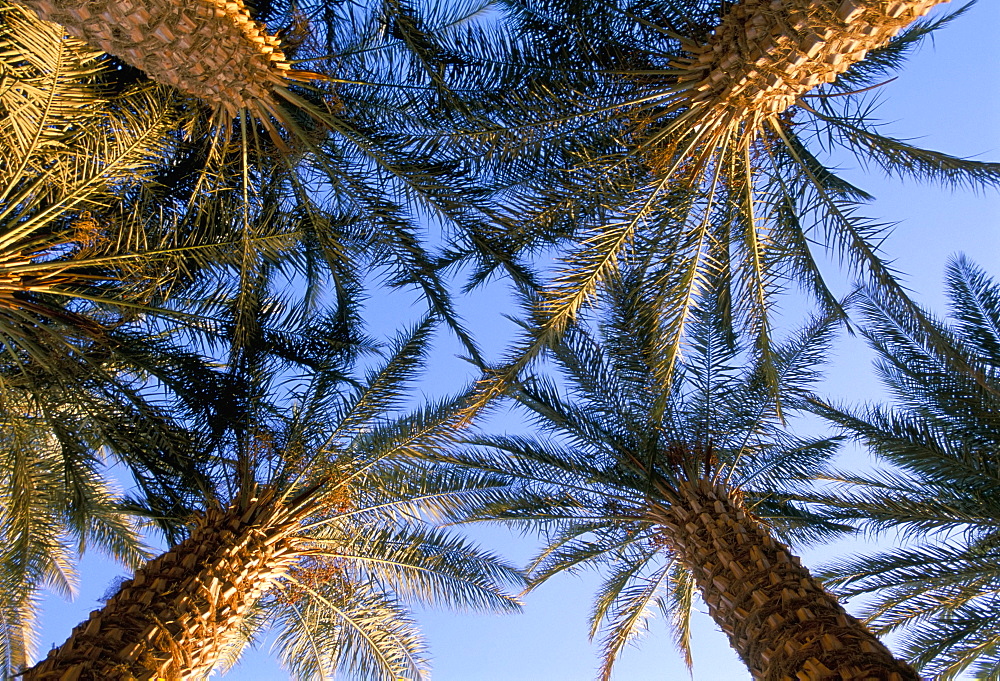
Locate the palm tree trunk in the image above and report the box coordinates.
[22,487,314,681]
[16,0,294,117]
[650,478,918,681]
[675,0,949,126]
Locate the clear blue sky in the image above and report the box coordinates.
[36,3,1000,679]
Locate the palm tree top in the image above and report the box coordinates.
[457,0,1000,423]
[17,0,323,124]
[166,317,525,680]
[19,313,525,681]
[444,276,849,676]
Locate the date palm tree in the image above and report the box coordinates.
[0,8,353,668]
[465,0,1000,413]
[0,0,271,506]
[21,318,524,681]
[443,270,918,679]
[811,255,1000,680]
[8,0,517,366]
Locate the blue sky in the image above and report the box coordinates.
[36,3,1000,679]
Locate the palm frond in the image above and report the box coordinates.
[814,257,1000,676]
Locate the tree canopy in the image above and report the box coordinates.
[1,0,998,678]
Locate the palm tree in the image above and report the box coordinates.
[21,318,524,681]
[810,255,1000,680]
[443,272,918,680]
[0,0,273,508]
[463,0,1000,413]
[0,8,328,666]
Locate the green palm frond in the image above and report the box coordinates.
[329,317,439,443]
[271,582,428,681]
[946,256,1000,364]
[457,0,1000,414]
[305,523,521,613]
[0,418,150,672]
[594,560,676,681]
[805,102,1000,190]
[812,255,1000,677]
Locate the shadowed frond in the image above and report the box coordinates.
[458,0,999,420]
[23,316,524,680]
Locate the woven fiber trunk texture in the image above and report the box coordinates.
[18,0,294,115]
[675,0,948,127]
[23,489,305,681]
[650,479,919,680]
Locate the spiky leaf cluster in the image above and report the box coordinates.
[94,317,527,681]
[459,0,1000,415]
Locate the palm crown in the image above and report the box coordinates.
[0,10,249,664]
[22,316,525,681]
[461,0,1000,415]
[10,0,519,368]
[441,272,917,679]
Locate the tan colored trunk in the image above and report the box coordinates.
[16,0,296,117]
[650,479,918,681]
[674,0,948,128]
[23,487,312,681]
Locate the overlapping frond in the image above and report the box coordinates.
[272,580,428,681]
[0,418,149,673]
[27,310,524,680]
[459,0,1000,416]
[211,327,524,679]
[813,256,1000,678]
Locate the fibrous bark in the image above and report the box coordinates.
[23,487,313,681]
[650,478,919,681]
[16,0,299,117]
[675,0,949,126]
